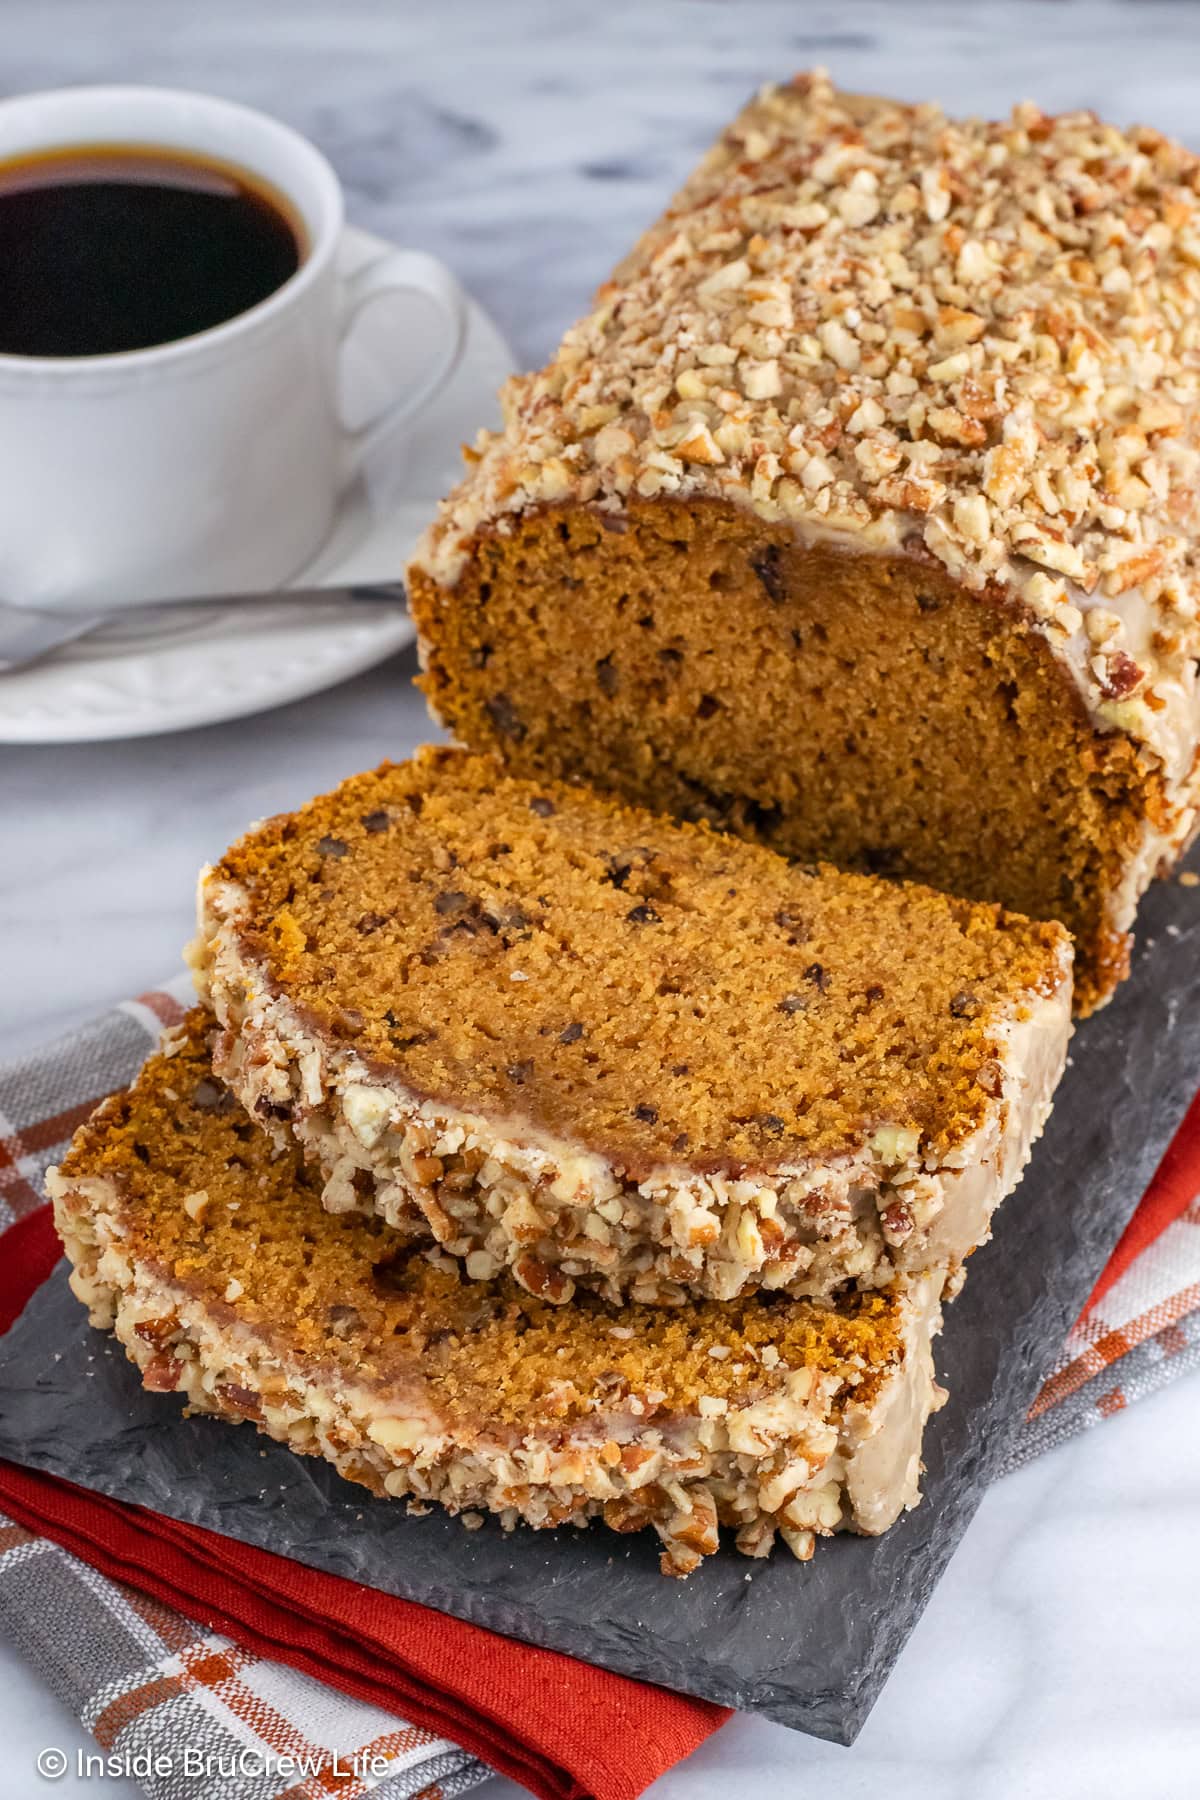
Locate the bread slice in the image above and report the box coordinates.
[190,746,1072,1306]
[406,74,1200,1013]
[49,1010,947,1575]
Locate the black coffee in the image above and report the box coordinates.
[0,142,304,357]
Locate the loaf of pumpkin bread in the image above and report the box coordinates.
[408,72,1200,1013]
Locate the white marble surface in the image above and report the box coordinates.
[2,2,1200,1795]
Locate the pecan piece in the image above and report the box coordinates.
[513,1255,575,1304]
[142,1350,183,1392]
[217,1382,264,1420]
[1099,650,1143,700]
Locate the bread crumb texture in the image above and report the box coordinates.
[209,746,1068,1174]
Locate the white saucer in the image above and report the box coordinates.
[0,227,516,744]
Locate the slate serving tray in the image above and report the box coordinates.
[1,850,1197,1745]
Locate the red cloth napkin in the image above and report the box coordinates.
[0,1205,729,1800]
[1084,1086,1200,1310]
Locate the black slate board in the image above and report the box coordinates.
[1,851,1198,1745]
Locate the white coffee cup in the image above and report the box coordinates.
[0,85,467,611]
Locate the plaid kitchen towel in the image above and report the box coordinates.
[0,1519,485,1800]
[2,985,1200,1798]
[1003,1086,1200,1471]
[0,983,730,1800]
[0,984,488,1800]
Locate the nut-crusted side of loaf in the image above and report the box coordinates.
[408,73,1200,1012]
[48,1011,948,1576]
[190,747,1072,1307]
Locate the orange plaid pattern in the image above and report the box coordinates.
[0,981,487,1800]
[0,1508,484,1800]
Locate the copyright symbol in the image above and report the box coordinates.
[37,1748,68,1780]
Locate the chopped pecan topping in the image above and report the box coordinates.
[134,1317,176,1349]
[414,71,1200,773]
[880,1199,915,1239]
[1098,650,1143,700]
[217,1382,264,1419]
[513,1254,575,1303]
[142,1350,183,1392]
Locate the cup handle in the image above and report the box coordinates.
[337,248,467,481]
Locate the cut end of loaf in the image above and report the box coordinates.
[410,499,1166,1013]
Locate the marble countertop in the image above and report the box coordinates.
[3,3,1199,1795]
